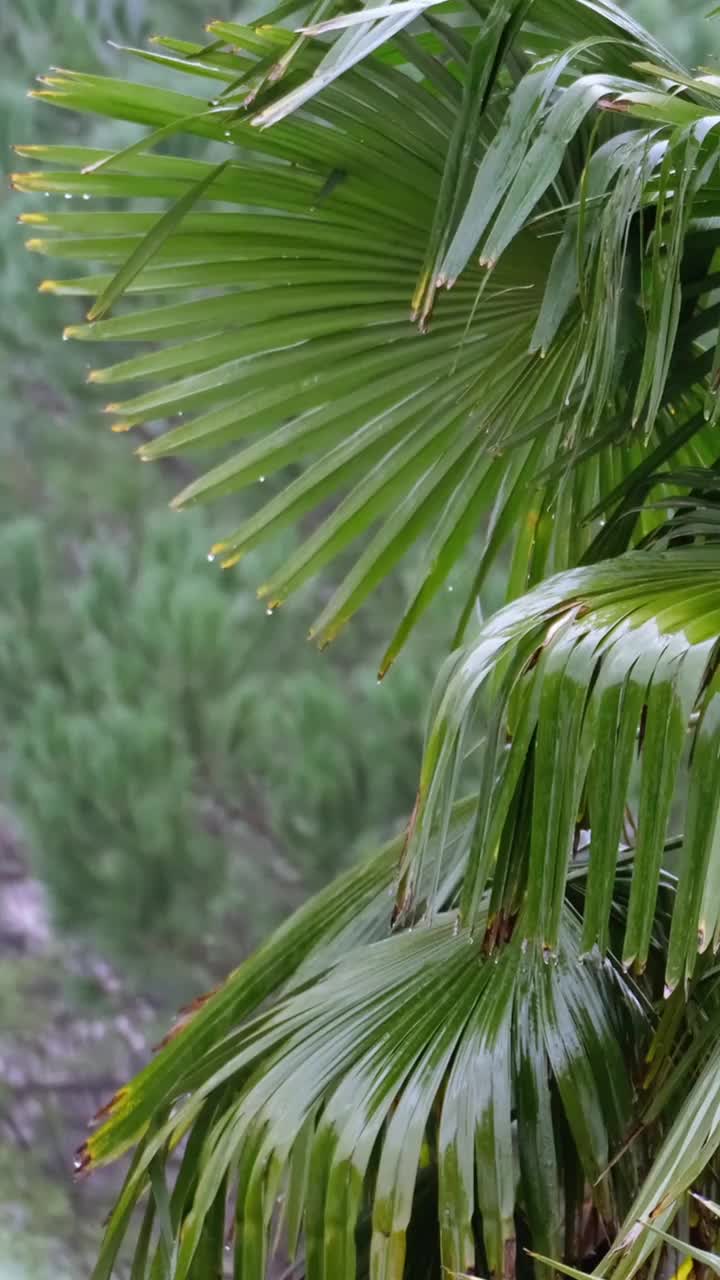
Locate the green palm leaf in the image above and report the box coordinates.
[15,4,720,658]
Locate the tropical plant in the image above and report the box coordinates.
[15,0,720,1276]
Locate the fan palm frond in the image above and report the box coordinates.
[13,4,720,660]
[86,905,648,1280]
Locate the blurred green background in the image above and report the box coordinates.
[0,0,715,1274]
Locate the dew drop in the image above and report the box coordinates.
[224,131,231,138]
[259,475,265,483]
[73,1155,86,1172]
[82,193,91,200]
[266,607,273,616]
[64,193,73,200]
[207,553,215,563]
[62,333,69,341]
[44,191,50,198]
[447,584,454,592]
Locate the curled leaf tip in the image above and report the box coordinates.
[38,280,56,293]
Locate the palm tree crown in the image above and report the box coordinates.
[16,1,720,1277]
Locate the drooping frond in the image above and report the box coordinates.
[410,547,720,991]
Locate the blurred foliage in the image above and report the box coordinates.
[626,0,716,66]
[0,511,459,988]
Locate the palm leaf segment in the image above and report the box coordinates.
[13,0,720,667]
[19,2,720,1278]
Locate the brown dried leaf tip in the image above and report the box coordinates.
[91,1087,128,1126]
[154,984,219,1051]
